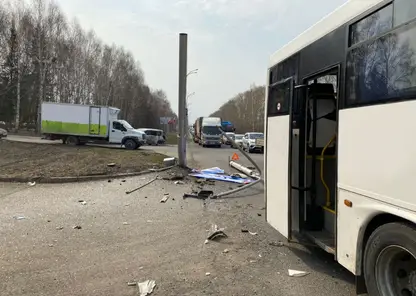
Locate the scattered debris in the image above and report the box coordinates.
[122,179,126,182]
[183,190,214,200]
[190,167,253,184]
[107,163,116,167]
[123,222,129,225]
[73,225,82,230]
[78,200,87,205]
[48,244,54,247]
[163,157,176,167]
[108,180,112,183]
[127,282,137,286]
[47,220,51,222]
[205,272,211,276]
[27,181,36,187]
[269,241,284,247]
[204,239,209,244]
[223,249,229,253]
[126,175,158,195]
[257,213,262,217]
[162,171,184,181]
[249,260,257,263]
[56,226,64,230]
[138,280,156,296]
[231,173,248,179]
[174,180,184,185]
[288,269,309,277]
[160,195,169,203]
[207,224,228,241]
[146,220,153,223]
[249,231,258,236]
[13,216,26,220]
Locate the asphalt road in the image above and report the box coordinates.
[0,136,357,295]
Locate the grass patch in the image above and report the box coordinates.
[165,133,178,145]
[0,140,167,180]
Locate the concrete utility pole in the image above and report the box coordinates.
[178,33,188,167]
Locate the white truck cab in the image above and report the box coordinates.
[110,120,146,148]
[201,117,222,148]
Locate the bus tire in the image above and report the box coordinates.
[363,222,416,296]
[124,139,137,150]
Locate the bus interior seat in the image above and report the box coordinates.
[306,83,337,155]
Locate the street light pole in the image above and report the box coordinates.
[185,92,195,140]
[187,69,198,77]
[178,33,188,168]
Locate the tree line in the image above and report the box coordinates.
[210,84,265,133]
[0,0,176,132]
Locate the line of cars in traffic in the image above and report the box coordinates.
[221,131,264,153]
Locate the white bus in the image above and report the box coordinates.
[264,0,416,295]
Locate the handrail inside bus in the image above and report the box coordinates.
[320,134,337,212]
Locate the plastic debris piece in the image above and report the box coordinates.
[205,272,211,276]
[269,241,284,247]
[288,269,309,277]
[138,280,156,296]
[27,181,36,187]
[13,216,26,220]
[174,181,184,185]
[123,222,129,225]
[160,195,169,203]
[107,163,116,167]
[127,282,137,286]
[249,231,258,236]
[56,226,64,230]
[73,225,82,230]
[223,249,229,253]
[163,157,176,167]
[204,239,209,244]
[207,230,227,241]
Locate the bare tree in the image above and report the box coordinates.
[0,0,176,133]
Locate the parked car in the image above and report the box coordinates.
[136,128,165,145]
[242,132,264,153]
[221,132,235,145]
[0,128,7,138]
[233,134,244,148]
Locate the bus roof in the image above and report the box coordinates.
[269,0,383,68]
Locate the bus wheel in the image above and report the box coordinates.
[364,222,416,296]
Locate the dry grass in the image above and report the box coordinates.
[0,140,167,179]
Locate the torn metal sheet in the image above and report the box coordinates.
[138,280,156,296]
[189,171,252,184]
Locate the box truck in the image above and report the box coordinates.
[41,102,146,150]
[193,117,203,143]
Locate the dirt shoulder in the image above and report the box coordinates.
[0,140,167,181]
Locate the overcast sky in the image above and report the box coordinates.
[53,0,348,122]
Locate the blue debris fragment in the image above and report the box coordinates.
[190,167,252,184]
